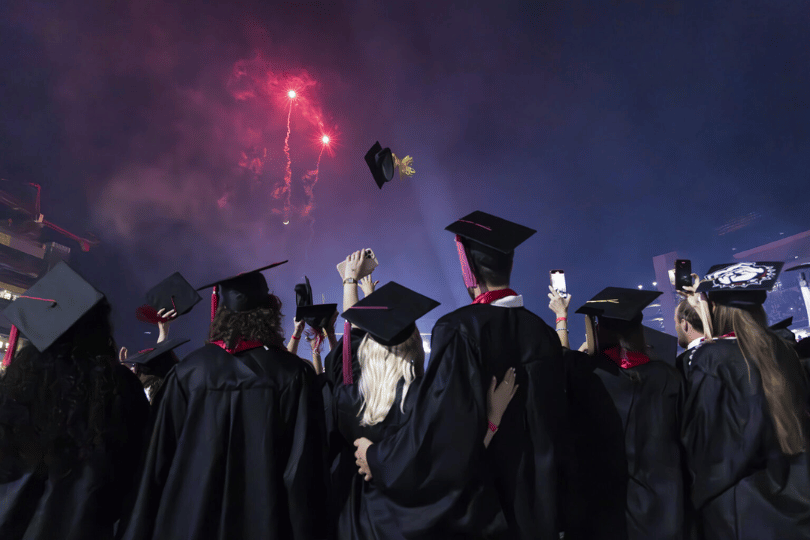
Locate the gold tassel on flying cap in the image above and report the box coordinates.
[392,154,415,178]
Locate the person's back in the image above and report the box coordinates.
[564,286,688,540]
[435,302,565,538]
[122,343,322,539]
[683,262,810,539]
[325,282,438,540]
[565,351,685,540]
[358,211,563,539]
[0,266,149,540]
[684,337,810,538]
[117,262,327,540]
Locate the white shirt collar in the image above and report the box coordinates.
[490,295,523,308]
[688,337,702,350]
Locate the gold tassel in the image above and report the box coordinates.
[392,154,415,178]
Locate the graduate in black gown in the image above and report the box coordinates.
[0,262,149,540]
[564,287,688,540]
[117,261,328,540]
[354,211,566,539]
[683,262,810,539]
[324,281,438,539]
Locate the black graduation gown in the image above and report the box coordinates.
[564,351,687,540]
[116,343,328,540]
[682,338,810,539]
[0,362,149,540]
[323,328,423,540]
[366,303,566,539]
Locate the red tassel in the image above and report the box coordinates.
[342,320,353,385]
[3,325,19,368]
[210,287,218,322]
[455,235,478,288]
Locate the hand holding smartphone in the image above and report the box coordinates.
[550,270,568,298]
[674,259,691,291]
[337,249,379,280]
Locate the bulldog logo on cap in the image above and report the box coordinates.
[704,262,778,289]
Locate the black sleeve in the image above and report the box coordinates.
[108,364,150,522]
[279,366,329,540]
[117,368,189,540]
[681,355,759,510]
[365,323,505,537]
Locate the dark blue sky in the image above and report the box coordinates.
[2,0,808,353]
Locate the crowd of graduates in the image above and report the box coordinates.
[1,209,809,540]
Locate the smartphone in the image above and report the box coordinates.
[550,270,568,297]
[675,259,692,291]
[337,249,379,280]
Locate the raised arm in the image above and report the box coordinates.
[548,286,571,349]
[341,250,365,312]
[287,318,306,355]
[156,308,177,344]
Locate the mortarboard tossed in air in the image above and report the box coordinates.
[2,262,105,366]
[696,262,784,306]
[339,282,439,385]
[124,337,190,366]
[294,276,337,329]
[576,287,662,323]
[197,261,288,316]
[136,272,202,324]
[364,141,415,189]
[445,211,537,288]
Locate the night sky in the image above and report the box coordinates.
[2,0,809,355]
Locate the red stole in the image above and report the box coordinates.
[472,288,518,305]
[603,346,650,369]
[210,339,264,354]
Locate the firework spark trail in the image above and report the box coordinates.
[280,91,296,223]
[302,145,325,217]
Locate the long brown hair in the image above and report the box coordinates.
[0,299,119,469]
[712,303,807,455]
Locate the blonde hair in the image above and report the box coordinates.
[357,328,424,426]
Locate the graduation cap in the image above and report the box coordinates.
[197,261,288,314]
[342,282,439,347]
[2,262,105,364]
[576,287,662,323]
[445,211,537,288]
[696,262,783,306]
[124,337,189,365]
[137,272,202,324]
[785,263,810,272]
[364,141,415,189]
[294,276,337,329]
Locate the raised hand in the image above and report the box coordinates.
[343,250,365,281]
[157,308,178,344]
[547,286,570,318]
[359,275,379,297]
